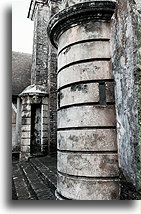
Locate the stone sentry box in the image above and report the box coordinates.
[48,0,119,200]
[20,86,49,160]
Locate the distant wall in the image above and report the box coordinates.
[112,0,140,199]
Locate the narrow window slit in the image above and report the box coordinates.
[99,82,106,106]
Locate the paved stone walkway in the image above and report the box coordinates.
[12,155,57,200]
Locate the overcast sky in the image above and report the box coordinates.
[12,0,34,54]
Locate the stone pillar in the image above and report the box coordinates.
[15,97,21,149]
[47,0,63,154]
[48,1,119,200]
[20,1,50,160]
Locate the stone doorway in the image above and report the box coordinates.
[31,104,41,154]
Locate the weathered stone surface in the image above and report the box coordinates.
[58,21,111,52]
[57,172,119,200]
[47,0,119,200]
[31,5,50,87]
[111,0,140,197]
[42,117,48,125]
[42,104,48,111]
[42,124,48,131]
[21,146,30,153]
[21,104,31,111]
[105,82,115,102]
[58,105,116,128]
[42,97,48,105]
[57,129,117,151]
[58,83,99,107]
[42,110,48,118]
[22,118,31,125]
[21,131,31,139]
[58,151,119,177]
[60,0,117,9]
[47,1,116,48]
[41,138,48,145]
[42,131,48,138]
[21,139,30,146]
[58,82,115,107]
[57,61,113,88]
[58,41,111,70]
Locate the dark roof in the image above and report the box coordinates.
[12,51,32,96]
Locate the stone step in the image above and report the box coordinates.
[12,163,36,200]
[38,155,57,174]
[29,158,57,194]
[20,162,55,200]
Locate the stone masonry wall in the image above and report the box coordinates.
[31,4,50,87]
[112,0,140,199]
[47,0,62,154]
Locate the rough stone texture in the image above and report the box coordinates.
[48,45,58,154]
[20,95,49,159]
[31,4,50,87]
[47,1,119,200]
[57,129,117,151]
[58,61,114,88]
[58,172,119,200]
[12,100,17,150]
[58,83,99,107]
[58,105,116,128]
[47,0,63,154]
[58,82,115,108]
[58,22,111,52]
[58,152,119,177]
[60,0,117,9]
[20,2,51,159]
[58,41,111,70]
[111,0,140,199]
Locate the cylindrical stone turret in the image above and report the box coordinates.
[48,0,119,200]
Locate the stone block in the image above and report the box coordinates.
[21,97,30,105]
[58,41,111,70]
[22,104,31,111]
[21,125,31,132]
[21,139,30,146]
[58,21,111,52]
[21,146,30,153]
[42,104,49,111]
[41,138,48,145]
[42,117,48,125]
[42,110,48,118]
[21,131,30,139]
[59,83,99,107]
[22,118,31,125]
[58,151,119,177]
[19,152,30,161]
[57,105,116,128]
[57,129,117,151]
[57,61,114,89]
[21,111,31,118]
[42,131,48,138]
[42,124,48,131]
[57,172,119,200]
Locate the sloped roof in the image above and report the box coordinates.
[12,51,32,96]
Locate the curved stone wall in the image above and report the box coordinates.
[48,0,119,200]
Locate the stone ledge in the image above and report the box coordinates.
[47,1,116,48]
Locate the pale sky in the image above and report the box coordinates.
[12,0,34,54]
